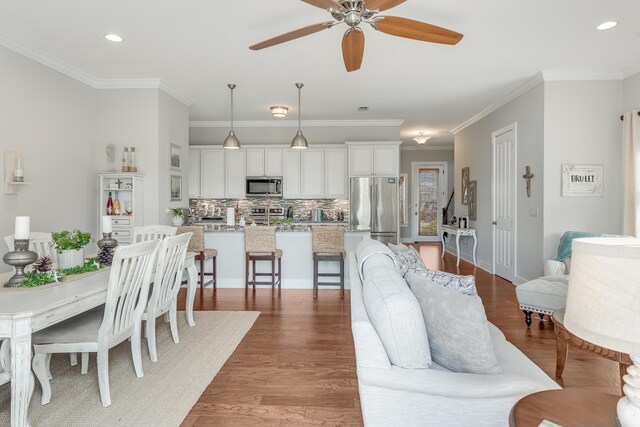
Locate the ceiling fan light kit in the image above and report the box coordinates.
[223,84,241,150]
[250,0,463,72]
[291,83,309,150]
[270,106,289,118]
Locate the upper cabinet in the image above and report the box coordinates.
[188,149,201,198]
[301,149,324,199]
[264,148,283,177]
[225,149,246,198]
[347,143,400,177]
[324,148,348,198]
[282,150,301,199]
[199,148,225,198]
[246,149,265,177]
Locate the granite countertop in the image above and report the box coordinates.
[193,223,369,233]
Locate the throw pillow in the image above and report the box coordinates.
[409,278,502,374]
[388,243,424,277]
[405,268,477,296]
[362,264,432,369]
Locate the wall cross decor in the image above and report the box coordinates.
[522,166,534,198]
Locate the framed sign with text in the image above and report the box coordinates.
[561,164,604,197]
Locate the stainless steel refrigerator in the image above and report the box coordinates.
[350,177,398,245]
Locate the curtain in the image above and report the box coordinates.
[622,110,640,237]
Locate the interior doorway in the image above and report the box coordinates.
[412,162,447,242]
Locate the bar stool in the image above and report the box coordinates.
[312,226,345,299]
[244,226,282,290]
[177,226,217,290]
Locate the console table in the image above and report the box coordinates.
[440,225,477,267]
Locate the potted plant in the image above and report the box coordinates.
[51,230,92,269]
[166,208,184,226]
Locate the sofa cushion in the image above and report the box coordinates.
[357,239,399,281]
[515,276,569,312]
[405,268,477,296]
[362,264,432,369]
[409,277,502,374]
[388,243,424,276]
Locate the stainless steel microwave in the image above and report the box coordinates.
[246,177,283,198]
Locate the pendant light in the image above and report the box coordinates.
[223,84,240,150]
[291,83,308,149]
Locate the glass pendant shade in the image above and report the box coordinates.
[291,83,308,149]
[223,84,240,149]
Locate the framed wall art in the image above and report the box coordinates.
[170,144,181,171]
[399,173,408,227]
[561,164,603,197]
[461,167,470,205]
[468,180,477,221]
[170,174,182,201]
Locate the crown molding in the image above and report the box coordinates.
[189,119,405,128]
[0,31,97,87]
[541,69,624,81]
[95,79,194,106]
[451,72,544,135]
[400,144,454,151]
[159,81,195,107]
[623,58,640,79]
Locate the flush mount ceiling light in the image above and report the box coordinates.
[596,21,618,31]
[270,106,289,118]
[223,84,241,150]
[104,34,124,42]
[291,83,308,150]
[413,131,432,145]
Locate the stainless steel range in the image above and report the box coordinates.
[249,207,284,225]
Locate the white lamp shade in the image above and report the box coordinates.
[564,237,640,355]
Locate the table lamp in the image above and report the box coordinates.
[564,237,640,427]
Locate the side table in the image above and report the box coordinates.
[440,225,477,267]
[553,309,630,393]
[509,389,618,427]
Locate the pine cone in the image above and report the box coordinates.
[33,256,53,273]
[97,246,113,266]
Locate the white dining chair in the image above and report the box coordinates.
[4,232,58,269]
[31,239,159,407]
[143,232,191,362]
[133,225,176,243]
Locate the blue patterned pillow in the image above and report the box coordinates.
[388,243,425,277]
[405,267,477,296]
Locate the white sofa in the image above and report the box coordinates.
[349,249,560,427]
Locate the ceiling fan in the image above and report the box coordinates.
[249,0,463,72]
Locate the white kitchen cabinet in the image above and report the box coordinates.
[282,150,301,199]
[348,143,399,177]
[264,148,283,177]
[225,149,247,198]
[301,148,324,199]
[246,149,265,177]
[188,149,201,198]
[324,148,348,198]
[200,148,225,198]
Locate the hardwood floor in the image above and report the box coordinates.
[177,243,621,426]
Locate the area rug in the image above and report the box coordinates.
[0,311,259,426]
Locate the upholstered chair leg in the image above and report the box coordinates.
[32,353,51,405]
[81,352,89,375]
[97,349,112,407]
[538,313,545,320]
[213,257,217,290]
[199,255,205,291]
[245,255,250,289]
[45,353,53,379]
[70,353,78,366]
[169,305,179,344]
[523,310,533,328]
[252,259,256,287]
[146,316,158,363]
[131,323,144,378]
[278,258,282,290]
[340,258,345,299]
[271,257,276,290]
[313,257,318,299]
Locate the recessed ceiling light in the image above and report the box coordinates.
[596,21,617,31]
[104,34,124,42]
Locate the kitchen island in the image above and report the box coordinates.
[196,224,369,289]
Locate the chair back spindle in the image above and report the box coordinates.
[133,225,177,243]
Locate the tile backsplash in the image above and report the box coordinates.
[189,198,349,223]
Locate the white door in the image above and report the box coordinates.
[492,124,517,281]
[412,162,447,242]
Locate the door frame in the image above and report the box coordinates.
[411,161,448,242]
[491,123,518,280]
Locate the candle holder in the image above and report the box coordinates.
[97,233,118,266]
[3,239,38,287]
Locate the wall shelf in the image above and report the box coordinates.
[4,151,32,194]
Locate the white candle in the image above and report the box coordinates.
[15,216,30,240]
[101,216,113,233]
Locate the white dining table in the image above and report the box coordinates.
[0,253,198,427]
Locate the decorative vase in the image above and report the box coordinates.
[172,217,184,226]
[58,249,84,270]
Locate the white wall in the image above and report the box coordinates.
[623,72,640,111]
[399,148,454,241]
[454,83,545,280]
[158,90,190,222]
[542,80,623,260]
[0,45,98,272]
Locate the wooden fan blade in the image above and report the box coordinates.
[300,0,343,11]
[342,29,365,72]
[250,22,335,50]
[364,0,406,12]
[374,16,463,45]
